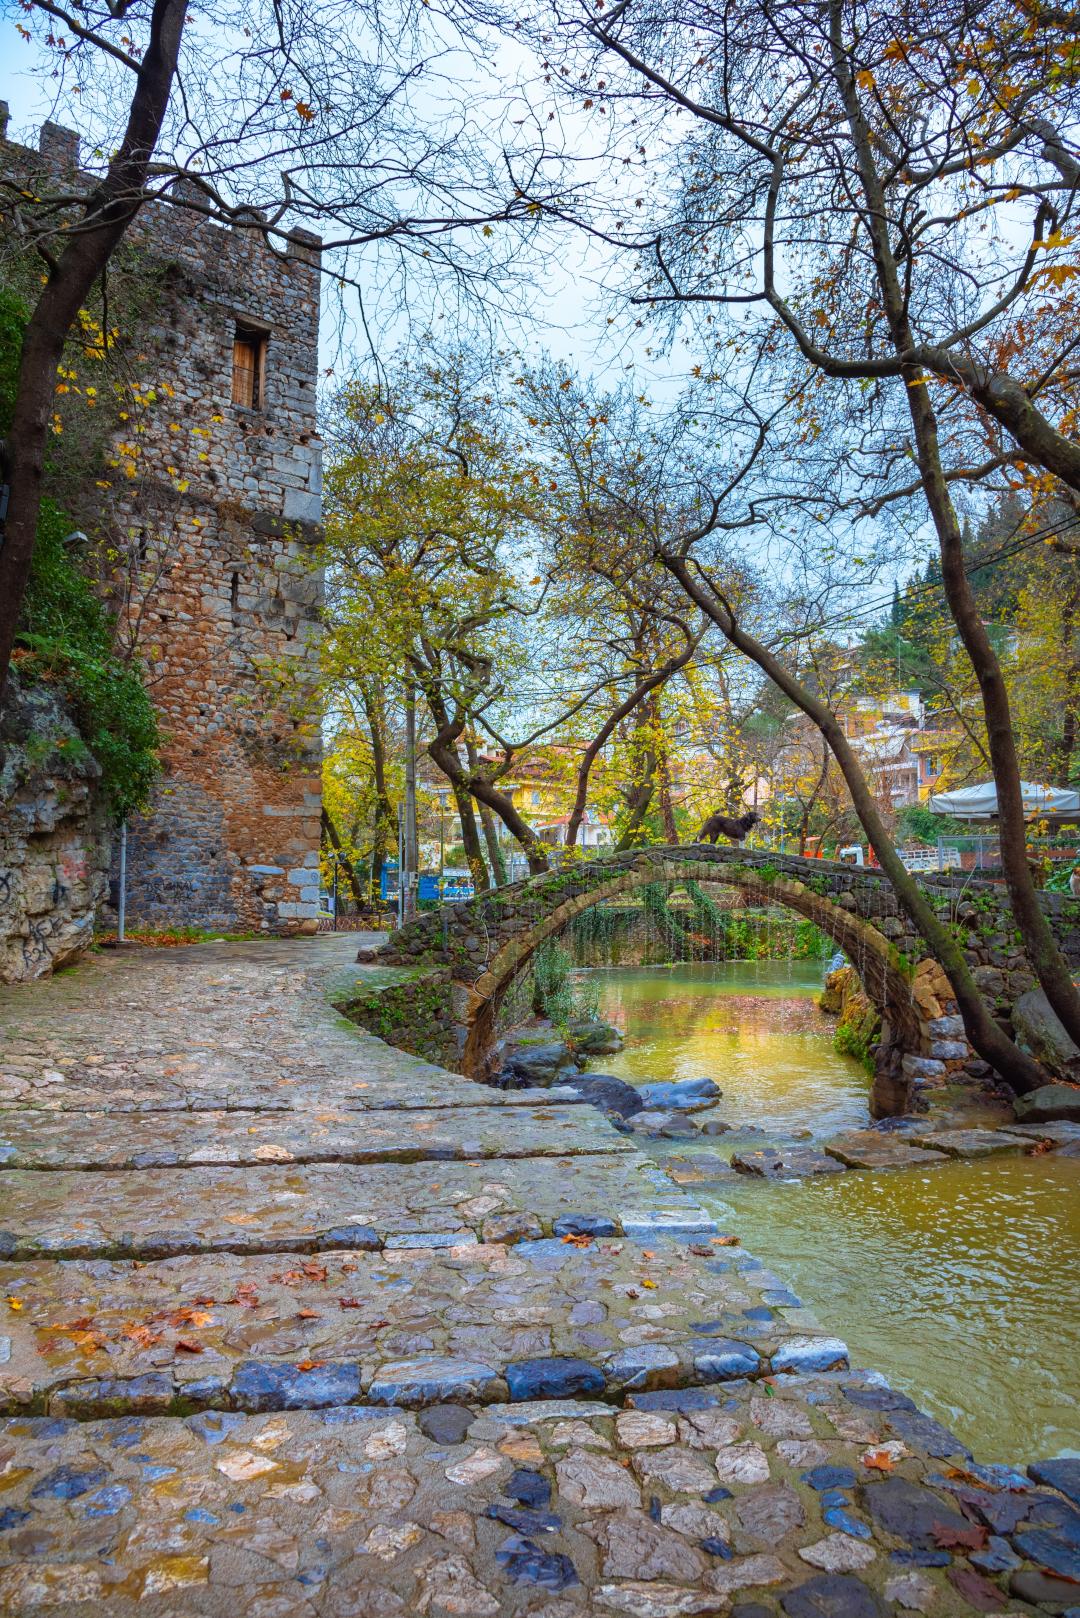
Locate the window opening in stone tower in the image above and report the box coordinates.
[230,570,240,625]
[232,325,267,409]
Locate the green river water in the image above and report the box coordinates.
[581,960,1080,1466]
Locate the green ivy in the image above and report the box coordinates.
[17,500,160,819]
[1,285,160,820]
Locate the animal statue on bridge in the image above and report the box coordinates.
[694,809,760,845]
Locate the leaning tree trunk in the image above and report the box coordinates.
[478,803,509,886]
[616,700,659,850]
[831,9,1080,1054]
[661,551,1047,1095]
[321,808,365,907]
[362,688,395,902]
[465,737,508,884]
[0,0,187,705]
[450,782,491,896]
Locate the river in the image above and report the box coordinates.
[579,960,1080,1466]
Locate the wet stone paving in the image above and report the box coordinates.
[1,937,1078,1615]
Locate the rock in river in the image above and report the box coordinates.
[1012,1084,1080,1125]
[733,1148,846,1179]
[637,1077,722,1112]
[503,1041,575,1084]
[567,1019,623,1056]
[1028,1456,1080,1507]
[563,1072,643,1119]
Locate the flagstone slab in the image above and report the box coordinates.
[994,1121,1080,1146]
[822,1133,951,1171]
[0,1156,714,1260]
[911,1129,1033,1160]
[0,1102,625,1172]
[0,1374,1040,1617]
[0,1240,831,1415]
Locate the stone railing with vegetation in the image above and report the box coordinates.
[333,965,457,1069]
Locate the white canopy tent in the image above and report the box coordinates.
[926,781,1080,821]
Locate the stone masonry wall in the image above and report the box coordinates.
[0,671,111,983]
[0,113,325,933]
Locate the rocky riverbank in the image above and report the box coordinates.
[493,1007,1080,1190]
[1,936,1077,1615]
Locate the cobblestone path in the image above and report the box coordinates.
[1,937,1077,1616]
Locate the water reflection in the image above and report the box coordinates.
[586,961,871,1142]
[580,961,1080,1464]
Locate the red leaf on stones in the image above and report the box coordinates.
[297,1309,320,1319]
[338,1298,363,1309]
[40,1319,107,1355]
[122,1323,164,1349]
[164,1307,214,1328]
[933,1522,989,1551]
[275,1260,328,1287]
[174,1337,205,1354]
[231,1284,260,1308]
[944,1466,994,1491]
[947,1566,1005,1610]
[562,1234,592,1249]
[296,1360,325,1372]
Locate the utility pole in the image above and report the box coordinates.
[396,804,405,928]
[404,681,418,918]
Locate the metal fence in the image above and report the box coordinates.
[898,836,1080,874]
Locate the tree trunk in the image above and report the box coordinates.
[661,550,1047,1095]
[1056,584,1080,788]
[418,678,550,875]
[479,802,509,886]
[465,735,509,884]
[458,766,550,875]
[449,780,490,896]
[0,0,187,705]
[321,808,365,907]
[361,688,395,903]
[831,13,1080,1052]
[403,682,419,919]
[615,700,658,850]
[658,748,678,843]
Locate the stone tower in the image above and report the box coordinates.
[1,111,325,933]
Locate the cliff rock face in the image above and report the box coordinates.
[0,672,111,983]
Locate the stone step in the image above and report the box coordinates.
[0,1371,1035,1618]
[1007,1120,1080,1145]
[911,1129,1034,1160]
[0,1239,845,1418]
[822,1132,951,1171]
[0,1103,624,1172]
[0,1156,717,1261]
[0,1078,585,1115]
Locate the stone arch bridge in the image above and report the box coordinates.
[359,845,1080,1115]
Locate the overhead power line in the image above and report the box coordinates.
[772,511,1080,650]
